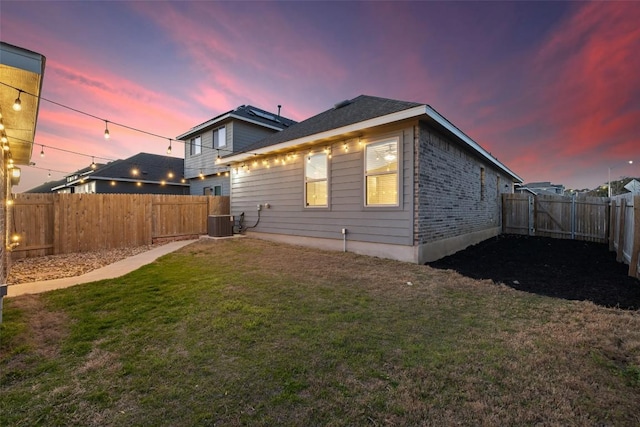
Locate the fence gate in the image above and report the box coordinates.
[502,194,609,243]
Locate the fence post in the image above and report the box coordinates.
[629,196,640,278]
[609,198,616,252]
[616,198,627,263]
[528,195,535,236]
[571,194,576,240]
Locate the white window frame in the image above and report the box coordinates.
[190,136,202,156]
[214,126,226,148]
[304,152,329,208]
[364,136,401,208]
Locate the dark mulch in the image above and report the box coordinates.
[427,234,640,310]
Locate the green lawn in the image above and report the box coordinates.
[2,238,639,426]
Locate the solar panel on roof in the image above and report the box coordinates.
[250,109,279,122]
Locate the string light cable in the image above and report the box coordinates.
[0,81,257,158]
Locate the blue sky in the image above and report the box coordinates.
[2,1,639,191]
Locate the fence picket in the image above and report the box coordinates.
[11,194,230,259]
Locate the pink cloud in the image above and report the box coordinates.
[532,2,640,163]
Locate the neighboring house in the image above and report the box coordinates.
[516,181,565,196]
[27,153,188,195]
[1,42,46,308]
[176,104,296,196]
[222,95,523,263]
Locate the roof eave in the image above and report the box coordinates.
[176,113,286,140]
[223,104,522,182]
[424,106,523,183]
[223,105,428,163]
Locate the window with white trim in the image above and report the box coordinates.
[190,136,202,155]
[305,152,328,207]
[213,126,226,148]
[365,138,399,206]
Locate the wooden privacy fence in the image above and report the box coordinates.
[503,193,640,279]
[10,194,230,259]
[609,194,640,279]
[502,193,609,243]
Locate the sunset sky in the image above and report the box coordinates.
[2,1,639,192]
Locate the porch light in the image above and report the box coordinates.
[10,167,21,186]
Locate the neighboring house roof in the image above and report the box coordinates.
[176,104,297,141]
[49,152,186,192]
[225,95,523,182]
[24,178,67,193]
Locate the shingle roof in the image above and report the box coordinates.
[177,104,297,140]
[238,95,421,153]
[24,178,67,193]
[90,152,184,182]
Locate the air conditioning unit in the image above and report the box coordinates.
[208,215,233,237]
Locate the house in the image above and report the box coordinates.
[0,42,46,314]
[176,104,296,196]
[222,95,523,263]
[516,181,565,196]
[27,153,188,195]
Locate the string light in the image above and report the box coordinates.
[104,120,110,139]
[166,139,172,155]
[0,122,4,131]
[343,142,349,152]
[91,157,97,169]
[13,89,22,111]
[40,145,45,157]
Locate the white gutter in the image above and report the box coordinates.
[223,105,523,183]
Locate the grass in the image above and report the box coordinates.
[1,238,640,426]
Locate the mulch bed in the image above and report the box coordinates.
[427,234,640,310]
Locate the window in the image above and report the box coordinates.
[190,136,202,155]
[214,127,226,148]
[305,152,328,207]
[365,138,399,206]
[203,187,212,196]
[214,185,222,196]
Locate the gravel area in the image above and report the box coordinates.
[7,244,162,285]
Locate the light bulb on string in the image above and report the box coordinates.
[91,157,97,169]
[167,139,172,155]
[104,121,110,139]
[40,145,45,157]
[216,150,222,164]
[0,122,5,131]
[48,170,51,178]
[13,90,22,111]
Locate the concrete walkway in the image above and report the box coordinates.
[7,239,197,298]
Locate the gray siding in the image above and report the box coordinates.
[190,175,230,196]
[415,122,510,244]
[184,129,217,179]
[229,121,281,153]
[231,125,415,246]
